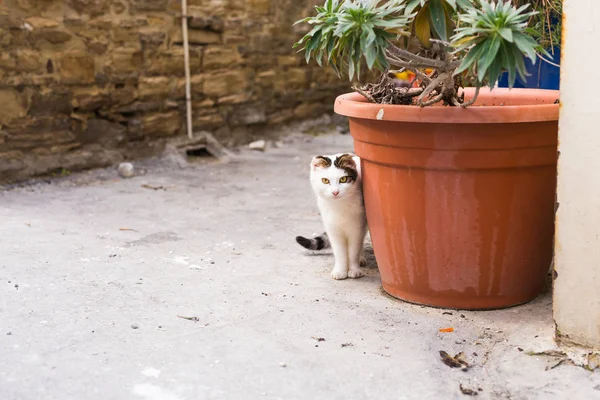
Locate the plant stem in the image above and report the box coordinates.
[352,86,376,103]
[428,38,452,47]
[386,43,446,68]
[414,69,432,83]
[460,85,481,108]
[536,52,561,68]
[417,76,443,102]
[396,87,424,97]
[419,92,444,107]
[386,55,433,70]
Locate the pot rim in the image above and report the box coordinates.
[334,87,559,124]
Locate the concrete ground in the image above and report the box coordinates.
[1,132,599,400]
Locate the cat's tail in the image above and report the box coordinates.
[295,232,330,250]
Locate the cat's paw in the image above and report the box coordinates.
[348,268,364,279]
[331,268,348,280]
[359,256,367,267]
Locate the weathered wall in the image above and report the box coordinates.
[553,0,600,349]
[0,0,348,183]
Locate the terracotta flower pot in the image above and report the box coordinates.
[335,88,559,310]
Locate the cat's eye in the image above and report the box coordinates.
[321,178,330,184]
[339,176,349,183]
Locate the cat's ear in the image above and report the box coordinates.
[311,156,332,171]
[334,154,358,180]
[334,154,356,169]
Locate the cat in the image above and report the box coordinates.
[296,153,367,280]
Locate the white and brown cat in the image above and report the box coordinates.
[296,153,367,280]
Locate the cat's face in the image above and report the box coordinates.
[310,153,360,200]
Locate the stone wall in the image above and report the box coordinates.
[0,0,349,183]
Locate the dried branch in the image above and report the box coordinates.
[386,43,446,68]
[356,74,422,105]
[386,54,434,70]
[428,38,453,49]
[419,92,444,107]
[352,85,376,103]
[449,60,462,69]
[417,76,443,102]
[396,87,424,97]
[536,52,561,68]
[414,69,432,84]
[460,85,481,108]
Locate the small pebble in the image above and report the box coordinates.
[118,162,135,178]
[131,323,139,329]
[6,332,11,335]
[249,140,266,151]
[279,362,286,368]
[14,284,18,289]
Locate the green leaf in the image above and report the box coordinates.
[348,53,355,81]
[487,55,501,89]
[306,29,322,53]
[414,5,431,48]
[365,45,377,69]
[326,37,335,61]
[330,59,341,77]
[406,0,424,15]
[455,39,487,75]
[498,28,513,42]
[326,0,333,13]
[513,32,537,62]
[366,27,377,48]
[500,42,517,87]
[429,0,447,41]
[456,0,471,9]
[354,39,361,79]
[315,48,324,67]
[376,46,388,70]
[511,44,529,81]
[444,7,453,41]
[292,16,312,26]
[452,35,477,48]
[480,0,494,16]
[477,36,501,82]
[375,19,408,28]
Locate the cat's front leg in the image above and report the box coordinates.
[328,230,349,280]
[348,227,367,278]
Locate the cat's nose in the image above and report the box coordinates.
[332,190,339,196]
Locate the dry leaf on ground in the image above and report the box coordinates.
[440,351,470,371]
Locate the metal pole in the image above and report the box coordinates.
[181,0,193,139]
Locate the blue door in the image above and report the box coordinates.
[498,47,561,90]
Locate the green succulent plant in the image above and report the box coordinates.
[293,0,561,107]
